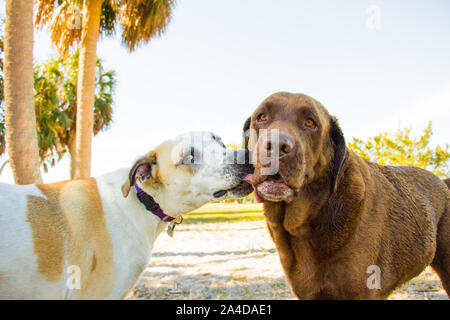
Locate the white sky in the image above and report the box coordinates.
[1,0,449,183]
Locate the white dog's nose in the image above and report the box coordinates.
[225,148,252,166]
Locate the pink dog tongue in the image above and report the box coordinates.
[244,174,262,203]
[244,174,253,184]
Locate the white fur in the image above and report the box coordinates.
[0,132,249,299]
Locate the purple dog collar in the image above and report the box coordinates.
[134,184,175,222]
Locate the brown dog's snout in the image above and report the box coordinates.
[263,134,295,158]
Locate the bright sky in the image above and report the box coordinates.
[1,0,449,183]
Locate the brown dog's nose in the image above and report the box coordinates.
[264,134,294,158]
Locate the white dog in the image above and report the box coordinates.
[0,132,253,299]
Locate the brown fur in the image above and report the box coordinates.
[28,179,117,299]
[26,194,66,282]
[444,178,450,189]
[245,92,450,299]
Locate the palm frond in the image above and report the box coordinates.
[118,0,175,51]
[35,0,176,53]
[35,0,83,56]
[100,1,118,36]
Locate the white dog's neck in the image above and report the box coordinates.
[97,169,170,246]
[137,184,190,217]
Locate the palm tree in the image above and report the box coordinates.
[0,34,4,157]
[35,0,175,179]
[1,51,116,178]
[4,0,42,184]
[34,52,116,177]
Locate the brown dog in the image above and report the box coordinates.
[243,92,450,299]
[445,178,450,189]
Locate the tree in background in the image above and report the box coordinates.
[0,51,116,178]
[4,0,42,184]
[34,51,116,176]
[35,0,175,179]
[348,122,450,177]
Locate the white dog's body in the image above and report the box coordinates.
[0,170,164,299]
[0,132,252,299]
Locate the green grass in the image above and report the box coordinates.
[184,203,264,224]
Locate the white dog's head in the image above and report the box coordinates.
[121,132,254,215]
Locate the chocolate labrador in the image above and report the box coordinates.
[243,92,449,299]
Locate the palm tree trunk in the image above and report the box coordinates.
[4,0,42,184]
[68,132,76,179]
[72,0,103,179]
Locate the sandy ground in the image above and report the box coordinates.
[128,221,448,300]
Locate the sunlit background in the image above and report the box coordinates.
[1,0,449,183]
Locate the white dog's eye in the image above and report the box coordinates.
[178,147,201,166]
[211,134,226,148]
[181,154,195,165]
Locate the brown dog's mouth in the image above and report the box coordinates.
[244,173,295,203]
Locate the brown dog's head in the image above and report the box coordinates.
[243,92,347,203]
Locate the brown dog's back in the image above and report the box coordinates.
[332,159,447,298]
[431,177,450,294]
[444,178,450,189]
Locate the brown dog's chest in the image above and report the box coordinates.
[287,235,379,299]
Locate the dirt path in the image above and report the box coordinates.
[128,221,448,300]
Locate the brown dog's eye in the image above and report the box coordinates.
[256,113,268,123]
[304,119,317,129]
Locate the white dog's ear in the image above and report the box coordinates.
[121,152,157,198]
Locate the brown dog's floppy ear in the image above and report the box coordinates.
[329,117,347,193]
[121,154,156,198]
[242,116,251,149]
